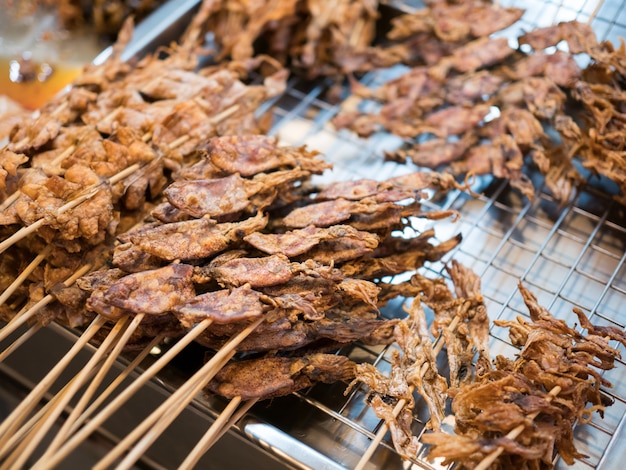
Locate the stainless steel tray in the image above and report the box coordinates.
[1,0,625,468]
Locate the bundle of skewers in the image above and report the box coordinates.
[1,0,625,469]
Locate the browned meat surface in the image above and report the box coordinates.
[122,213,268,261]
[508,50,581,87]
[208,353,357,400]
[173,284,265,327]
[164,169,309,219]
[197,312,398,353]
[389,2,523,43]
[196,135,330,178]
[208,254,294,288]
[86,264,195,320]
[519,21,598,54]
[244,225,379,258]
[440,37,513,75]
[422,284,625,468]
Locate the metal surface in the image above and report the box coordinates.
[239,1,626,468]
[1,0,625,469]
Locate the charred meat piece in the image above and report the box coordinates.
[208,353,357,400]
[86,264,195,320]
[508,50,581,87]
[173,284,265,327]
[244,224,379,258]
[191,135,330,178]
[164,169,310,219]
[436,37,513,76]
[197,312,398,353]
[388,2,523,43]
[282,197,454,231]
[206,254,294,288]
[387,134,476,168]
[341,232,462,280]
[519,21,598,54]
[121,212,268,261]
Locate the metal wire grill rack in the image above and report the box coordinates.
[222,1,626,468]
[1,1,625,469]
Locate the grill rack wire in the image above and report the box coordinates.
[1,0,625,469]
[228,0,626,468]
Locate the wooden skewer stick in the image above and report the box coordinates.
[181,396,242,467]
[0,323,41,363]
[113,351,236,470]
[0,314,107,450]
[0,246,52,310]
[0,296,54,345]
[180,397,258,469]
[66,334,165,436]
[47,144,77,171]
[474,385,562,470]
[0,316,128,469]
[41,313,147,457]
[94,316,265,470]
[5,333,163,462]
[0,191,19,212]
[0,263,92,344]
[36,318,215,470]
[0,355,104,458]
[354,314,462,470]
[587,0,605,25]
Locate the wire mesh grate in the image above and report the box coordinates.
[233,0,626,468]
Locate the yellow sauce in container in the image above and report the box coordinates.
[0,2,103,110]
[0,57,84,110]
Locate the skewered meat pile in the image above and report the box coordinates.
[41,134,464,392]
[14,0,168,38]
[184,0,410,81]
[0,13,288,327]
[348,261,625,468]
[420,284,626,469]
[346,260,489,458]
[333,0,626,204]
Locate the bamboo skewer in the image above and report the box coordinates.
[0,356,105,459]
[41,314,147,458]
[66,334,165,436]
[0,247,51,310]
[588,0,605,25]
[474,385,562,470]
[354,314,462,470]
[94,315,265,470]
[0,263,92,345]
[0,191,20,212]
[112,351,236,470]
[0,316,128,469]
[0,314,107,450]
[180,397,258,469]
[0,323,41,363]
[36,318,215,470]
[0,334,161,463]
[181,396,242,467]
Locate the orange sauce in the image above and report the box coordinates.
[0,58,83,110]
